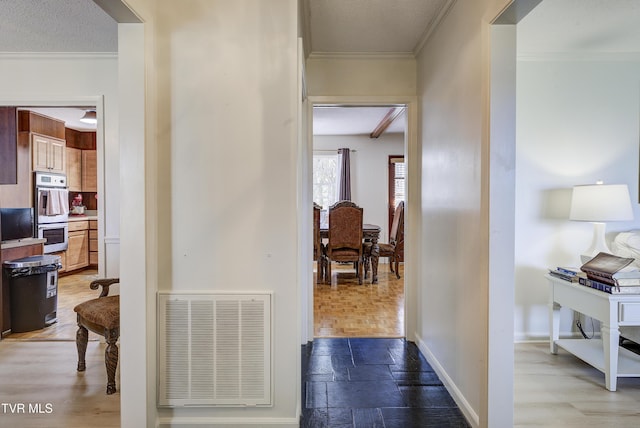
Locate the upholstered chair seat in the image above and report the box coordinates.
[74,296,119,329]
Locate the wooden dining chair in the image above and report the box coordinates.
[381,201,405,278]
[326,200,363,285]
[74,278,120,394]
[313,202,327,283]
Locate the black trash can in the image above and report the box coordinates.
[2,255,62,333]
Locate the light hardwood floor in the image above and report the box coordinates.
[2,265,640,427]
[0,269,120,427]
[515,342,640,427]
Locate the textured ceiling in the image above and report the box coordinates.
[0,0,117,52]
[305,0,449,55]
[3,1,640,136]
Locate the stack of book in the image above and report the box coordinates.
[548,266,580,282]
[578,252,640,294]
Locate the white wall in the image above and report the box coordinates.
[150,1,300,426]
[514,58,640,340]
[0,53,120,278]
[416,1,513,427]
[306,56,416,96]
[313,133,404,246]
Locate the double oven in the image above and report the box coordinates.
[34,172,69,254]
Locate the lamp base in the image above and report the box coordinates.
[580,222,612,264]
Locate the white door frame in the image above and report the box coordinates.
[0,96,106,278]
[302,95,419,343]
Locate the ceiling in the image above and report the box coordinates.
[2,1,640,136]
[303,0,451,136]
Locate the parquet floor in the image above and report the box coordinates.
[6,268,102,341]
[314,262,404,338]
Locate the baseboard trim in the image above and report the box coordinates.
[415,335,479,428]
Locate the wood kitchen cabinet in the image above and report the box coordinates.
[0,107,17,184]
[50,250,66,274]
[31,133,66,174]
[65,128,96,193]
[81,150,97,192]
[66,220,89,272]
[89,220,98,266]
[19,110,66,175]
[66,148,96,192]
[66,147,82,191]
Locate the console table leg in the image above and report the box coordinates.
[601,323,619,392]
[549,301,560,355]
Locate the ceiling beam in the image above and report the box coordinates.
[369,107,404,139]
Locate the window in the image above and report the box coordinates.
[388,155,405,234]
[389,156,405,209]
[313,154,338,210]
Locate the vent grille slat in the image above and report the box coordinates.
[158,293,271,407]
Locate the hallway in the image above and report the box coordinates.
[301,337,469,427]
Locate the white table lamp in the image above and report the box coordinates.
[569,182,634,263]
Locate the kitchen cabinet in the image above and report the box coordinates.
[50,250,66,274]
[19,110,65,140]
[0,107,17,184]
[32,133,66,174]
[81,150,97,192]
[66,147,96,192]
[65,128,96,150]
[89,220,98,266]
[66,127,96,193]
[20,110,66,175]
[66,220,89,272]
[66,147,82,191]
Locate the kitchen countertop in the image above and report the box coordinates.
[68,215,98,221]
[1,238,46,250]
[68,210,98,221]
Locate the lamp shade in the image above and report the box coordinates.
[569,184,633,222]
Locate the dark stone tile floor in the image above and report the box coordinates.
[301,338,470,428]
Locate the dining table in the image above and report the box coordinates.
[320,223,381,284]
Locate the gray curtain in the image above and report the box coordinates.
[337,148,351,201]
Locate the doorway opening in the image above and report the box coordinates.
[1,105,103,342]
[309,102,412,339]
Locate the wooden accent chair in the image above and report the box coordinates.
[74,278,120,394]
[313,203,327,283]
[366,201,404,279]
[326,200,364,285]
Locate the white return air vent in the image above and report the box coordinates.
[158,292,272,407]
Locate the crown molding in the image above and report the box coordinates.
[307,51,415,61]
[518,51,640,62]
[413,0,457,56]
[0,52,117,59]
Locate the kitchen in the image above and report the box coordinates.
[0,107,100,338]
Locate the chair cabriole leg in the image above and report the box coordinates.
[76,322,88,372]
[104,328,119,394]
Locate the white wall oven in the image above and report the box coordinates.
[34,172,69,253]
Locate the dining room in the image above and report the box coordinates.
[312,105,407,338]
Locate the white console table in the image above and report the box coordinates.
[547,274,640,391]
